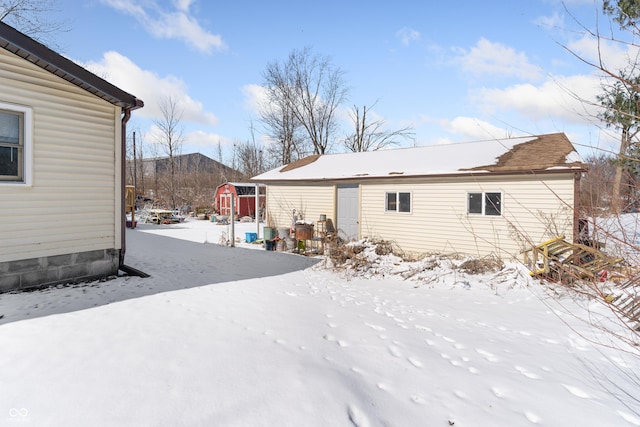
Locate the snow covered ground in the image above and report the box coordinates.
[1,218,639,426]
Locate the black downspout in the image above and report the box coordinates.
[119,107,132,269]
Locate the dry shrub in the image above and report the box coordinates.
[459,256,504,274]
[375,240,394,256]
[327,241,365,266]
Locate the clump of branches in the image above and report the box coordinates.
[458,256,505,275]
[325,238,405,271]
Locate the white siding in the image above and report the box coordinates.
[360,174,576,260]
[266,184,335,228]
[0,48,121,262]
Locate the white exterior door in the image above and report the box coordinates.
[337,184,359,241]
[220,193,232,216]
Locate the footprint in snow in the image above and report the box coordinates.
[366,323,386,331]
[515,366,541,379]
[562,384,591,398]
[376,383,391,392]
[617,410,640,425]
[490,386,505,398]
[407,357,423,368]
[388,345,402,358]
[476,348,500,362]
[453,390,468,399]
[347,404,370,427]
[324,334,347,347]
[524,411,542,423]
[410,395,426,405]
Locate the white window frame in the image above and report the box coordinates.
[385,191,412,213]
[467,191,502,216]
[0,102,32,186]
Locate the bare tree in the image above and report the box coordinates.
[344,101,415,152]
[0,0,68,46]
[262,47,348,157]
[155,96,184,209]
[260,94,305,165]
[231,123,267,178]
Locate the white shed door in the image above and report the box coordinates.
[337,184,359,241]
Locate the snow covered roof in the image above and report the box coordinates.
[252,133,586,182]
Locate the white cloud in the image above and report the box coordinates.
[396,27,420,46]
[439,116,512,141]
[184,129,233,149]
[101,0,226,54]
[241,84,268,115]
[565,34,635,73]
[471,74,601,124]
[173,0,194,12]
[84,51,218,126]
[534,12,564,31]
[454,38,543,81]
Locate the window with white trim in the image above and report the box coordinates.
[467,192,502,216]
[386,191,411,213]
[0,102,32,185]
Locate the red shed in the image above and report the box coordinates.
[215,182,266,219]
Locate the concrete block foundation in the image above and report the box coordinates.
[0,249,120,292]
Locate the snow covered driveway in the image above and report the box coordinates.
[125,223,319,289]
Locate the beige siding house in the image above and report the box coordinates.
[252,133,586,260]
[0,22,143,290]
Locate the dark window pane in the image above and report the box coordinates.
[386,192,397,211]
[0,111,20,144]
[0,146,19,176]
[468,193,482,214]
[399,192,411,212]
[485,192,501,216]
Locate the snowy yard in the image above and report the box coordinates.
[1,219,639,426]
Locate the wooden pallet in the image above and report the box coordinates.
[524,236,623,280]
[611,276,640,330]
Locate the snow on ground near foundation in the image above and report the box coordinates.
[1,218,639,426]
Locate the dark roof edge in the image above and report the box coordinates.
[0,21,143,110]
[251,167,586,184]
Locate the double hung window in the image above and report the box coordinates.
[0,103,32,185]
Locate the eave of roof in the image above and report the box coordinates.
[0,21,143,110]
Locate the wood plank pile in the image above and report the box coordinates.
[523,235,623,281]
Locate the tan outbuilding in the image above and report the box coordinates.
[252,133,587,260]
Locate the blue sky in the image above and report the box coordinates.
[52,0,625,162]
